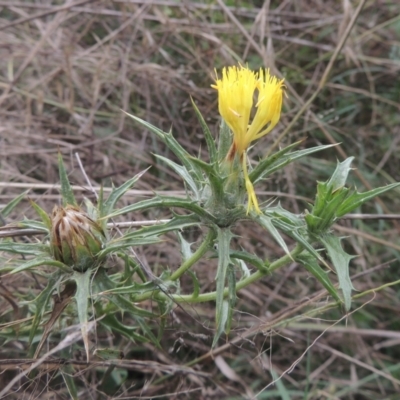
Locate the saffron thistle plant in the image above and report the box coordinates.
[0,64,399,361]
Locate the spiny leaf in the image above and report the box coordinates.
[257,214,292,259]
[29,199,52,231]
[73,269,92,361]
[230,250,267,273]
[337,183,400,217]
[190,157,225,204]
[320,234,355,311]
[217,119,232,161]
[100,313,154,344]
[121,215,200,241]
[102,168,149,219]
[1,190,29,218]
[327,157,354,192]
[29,275,61,347]
[296,252,342,304]
[191,97,218,164]
[250,143,337,184]
[0,242,49,257]
[123,111,203,180]
[103,196,216,223]
[6,257,70,274]
[58,153,77,206]
[155,155,200,197]
[213,228,233,346]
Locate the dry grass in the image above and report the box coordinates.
[1,0,400,399]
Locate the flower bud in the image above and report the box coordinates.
[50,205,106,272]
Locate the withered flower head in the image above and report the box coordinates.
[50,205,106,272]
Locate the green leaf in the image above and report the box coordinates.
[177,232,193,262]
[217,119,232,161]
[190,157,225,204]
[213,228,233,346]
[0,242,50,256]
[6,257,69,274]
[230,250,267,273]
[100,313,153,344]
[110,294,157,319]
[257,214,291,258]
[319,234,355,311]
[73,269,92,361]
[29,200,52,231]
[250,143,337,184]
[264,205,327,266]
[103,196,216,223]
[97,236,160,258]
[18,218,49,232]
[121,215,200,241]
[296,252,342,304]
[233,258,251,279]
[327,157,354,192]
[58,153,77,206]
[61,366,79,400]
[155,155,200,198]
[1,191,29,218]
[29,275,61,346]
[123,111,203,181]
[305,184,349,233]
[101,169,149,219]
[214,300,229,347]
[191,97,218,164]
[337,183,400,217]
[226,263,236,334]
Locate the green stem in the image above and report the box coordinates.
[169,229,216,281]
[164,243,303,304]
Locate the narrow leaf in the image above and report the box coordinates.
[257,214,291,258]
[100,313,153,343]
[177,232,193,262]
[230,251,266,273]
[337,183,400,217]
[217,119,232,161]
[7,257,69,274]
[73,269,92,361]
[58,153,77,206]
[102,169,149,218]
[29,275,60,346]
[29,200,52,231]
[327,157,354,192]
[123,111,203,180]
[155,155,199,197]
[191,97,218,164]
[320,234,355,311]
[61,367,79,400]
[1,191,29,218]
[103,196,216,223]
[250,143,337,184]
[296,252,342,304]
[213,228,232,346]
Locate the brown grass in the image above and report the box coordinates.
[1,0,400,399]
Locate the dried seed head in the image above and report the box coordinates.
[50,205,106,272]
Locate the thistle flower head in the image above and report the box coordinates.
[212,65,284,157]
[212,65,285,213]
[50,205,106,272]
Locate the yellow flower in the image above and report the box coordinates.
[212,65,284,213]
